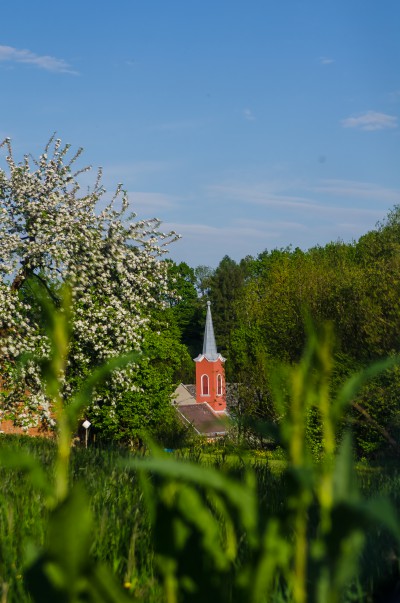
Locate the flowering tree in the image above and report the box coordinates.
[0,136,179,433]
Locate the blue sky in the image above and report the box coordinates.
[1,1,399,267]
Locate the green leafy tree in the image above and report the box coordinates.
[193,265,214,298]
[92,317,192,446]
[208,256,248,376]
[166,261,205,362]
[0,136,178,438]
[229,225,400,457]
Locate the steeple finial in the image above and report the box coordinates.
[202,301,218,361]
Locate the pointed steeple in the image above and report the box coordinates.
[202,301,218,361]
[194,300,226,410]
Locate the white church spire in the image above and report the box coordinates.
[202,301,218,361]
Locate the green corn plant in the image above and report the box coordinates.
[273,322,400,603]
[0,282,138,602]
[127,322,400,603]
[2,282,400,603]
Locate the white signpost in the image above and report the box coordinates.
[82,420,91,448]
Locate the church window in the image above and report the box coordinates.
[217,374,223,396]
[201,374,209,396]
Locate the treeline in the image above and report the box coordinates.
[170,206,400,457]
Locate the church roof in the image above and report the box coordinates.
[172,384,232,437]
[173,383,197,406]
[176,403,228,436]
[173,384,237,411]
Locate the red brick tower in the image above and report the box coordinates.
[194,301,226,412]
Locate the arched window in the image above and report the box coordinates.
[217,374,223,396]
[201,374,209,396]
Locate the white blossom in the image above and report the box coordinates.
[0,136,179,427]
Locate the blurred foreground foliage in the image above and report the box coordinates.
[1,288,400,602]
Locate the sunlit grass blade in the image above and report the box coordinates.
[124,456,258,540]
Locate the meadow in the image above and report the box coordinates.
[1,435,400,603]
[1,294,400,603]
[0,436,157,602]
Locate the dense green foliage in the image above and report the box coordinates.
[91,317,191,447]
[180,207,400,458]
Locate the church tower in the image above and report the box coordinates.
[194,301,226,412]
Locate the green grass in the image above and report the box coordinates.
[0,436,159,602]
[1,435,400,602]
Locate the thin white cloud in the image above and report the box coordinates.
[0,45,77,74]
[341,111,398,131]
[163,221,271,241]
[238,218,309,232]
[162,180,393,266]
[243,108,255,121]
[319,56,335,65]
[207,182,384,220]
[165,176,399,266]
[163,213,375,268]
[311,179,400,203]
[210,185,317,210]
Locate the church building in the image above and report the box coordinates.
[194,301,226,411]
[173,302,228,437]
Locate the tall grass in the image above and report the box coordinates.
[124,323,400,603]
[1,286,400,602]
[1,438,400,601]
[0,437,161,602]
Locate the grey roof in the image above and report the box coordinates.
[176,383,238,410]
[202,301,219,361]
[177,403,228,436]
